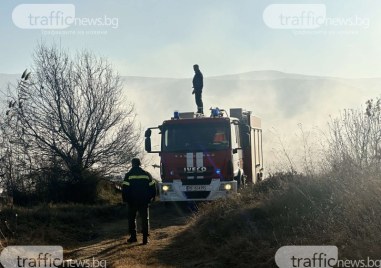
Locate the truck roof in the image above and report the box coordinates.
[163,116,231,125]
[161,109,261,129]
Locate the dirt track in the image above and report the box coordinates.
[64,203,193,268]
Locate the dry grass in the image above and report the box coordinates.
[97,179,123,204]
[0,179,123,247]
[1,170,381,267]
[0,204,128,247]
[151,171,381,267]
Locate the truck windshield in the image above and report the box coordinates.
[162,122,230,152]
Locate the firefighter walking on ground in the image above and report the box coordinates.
[192,64,204,114]
[122,158,156,245]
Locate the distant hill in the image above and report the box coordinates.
[208,70,330,80]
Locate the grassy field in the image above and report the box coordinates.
[152,171,381,267]
[1,171,380,267]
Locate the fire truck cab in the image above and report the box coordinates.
[145,108,263,201]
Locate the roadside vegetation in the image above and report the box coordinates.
[152,171,381,267]
[0,43,140,205]
[4,168,380,267]
[0,180,123,247]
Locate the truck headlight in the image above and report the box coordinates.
[220,183,232,191]
[224,184,232,190]
[162,185,172,192]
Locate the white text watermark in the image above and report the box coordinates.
[0,246,63,268]
[275,246,381,268]
[263,4,370,33]
[12,4,118,30]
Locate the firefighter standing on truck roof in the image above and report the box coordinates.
[192,64,204,115]
[122,158,156,245]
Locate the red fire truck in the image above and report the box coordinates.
[144,108,263,201]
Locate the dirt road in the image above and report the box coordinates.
[64,203,194,268]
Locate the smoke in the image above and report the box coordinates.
[1,72,380,176]
[121,71,381,176]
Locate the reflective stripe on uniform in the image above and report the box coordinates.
[122,181,130,186]
[128,175,150,180]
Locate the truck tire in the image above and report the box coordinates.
[257,172,263,182]
[236,171,245,189]
[242,174,247,187]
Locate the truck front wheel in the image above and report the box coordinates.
[236,171,246,189]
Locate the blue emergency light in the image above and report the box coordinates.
[173,111,180,119]
[211,108,220,117]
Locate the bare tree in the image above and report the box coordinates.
[326,98,381,172]
[0,72,35,199]
[17,44,140,181]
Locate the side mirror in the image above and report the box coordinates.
[144,127,161,153]
[145,137,152,152]
[145,129,152,138]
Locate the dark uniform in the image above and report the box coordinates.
[122,158,156,245]
[192,64,204,114]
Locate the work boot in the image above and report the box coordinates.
[143,236,149,245]
[127,236,137,243]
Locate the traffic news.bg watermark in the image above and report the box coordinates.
[275,246,381,268]
[0,246,107,268]
[263,4,370,34]
[275,246,338,268]
[0,246,63,268]
[12,4,118,33]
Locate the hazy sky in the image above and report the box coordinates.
[1,0,381,78]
